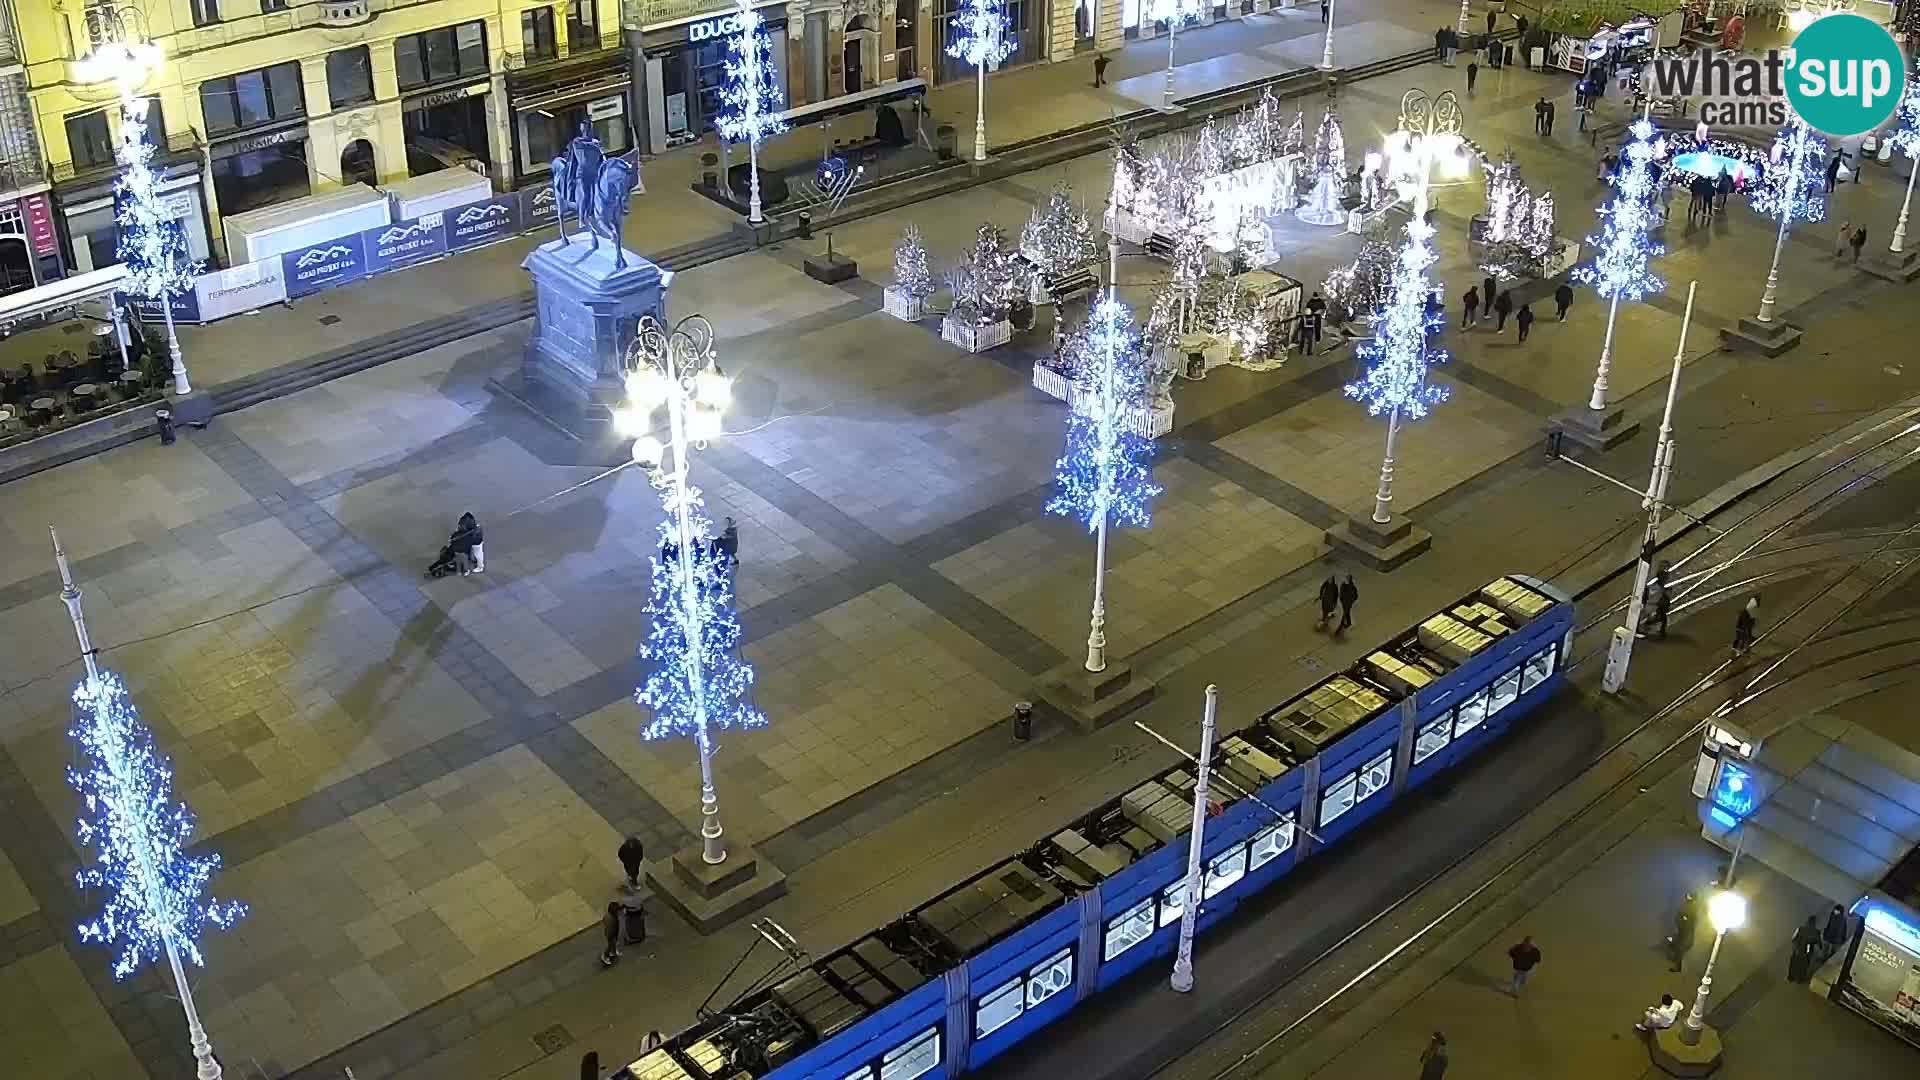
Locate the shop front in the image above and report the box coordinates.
[401,81,495,176]
[506,53,633,187]
[56,157,214,276]
[933,0,1043,82]
[638,0,791,153]
[208,123,313,219]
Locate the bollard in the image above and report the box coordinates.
[796,212,813,240]
[155,407,176,446]
[1012,701,1033,741]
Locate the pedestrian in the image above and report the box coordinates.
[1733,595,1759,653]
[1419,1031,1449,1080]
[1307,290,1327,346]
[716,515,740,566]
[1337,574,1358,634]
[1466,61,1478,94]
[1850,225,1868,262]
[1789,915,1822,982]
[1635,993,1683,1031]
[600,901,623,966]
[1543,98,1556,136]
[1651,561,1672,638]
[1667,891,1698,971]
[1435,26,1448,63]
[1826,154,1842,193]
[1517,13,1529,38]
[1294,316,1315,356]
[1320,0,1329,21]
[617,834,645,890]
[1600,149,1620,181]
[1317,574,1339,629]
[644,1031,664,1052]
[1461,285,1480,327]
[1534,97,1549,135]
[1823,904,1851,962]
[1553,282,1574,321]
[448,512,485,575]
[1481,274,1497,319]
[1836,219,1853,257]
[1485,10,1496,35]
[580,1051,600,1080]
[1516,303,1535,342]
[1507,935,1543,995]
[1493,289,1514,332]
[1715,171,1734,213]
[1092,52,1110,87]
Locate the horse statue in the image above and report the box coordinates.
[591,158,636,270]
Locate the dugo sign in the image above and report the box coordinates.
[1646,13,1905,135]
[689,10,750,41]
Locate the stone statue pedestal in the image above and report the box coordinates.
[522,233,668,409]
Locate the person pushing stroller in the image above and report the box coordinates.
[427,512,485,578]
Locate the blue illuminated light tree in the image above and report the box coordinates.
[715,0,788,224]
[1574,117,1666,412]
[1886,76,1920,255]
[1750,117,1826,324]
[117,93,200,394]
[1048,295,1162,673]
[948,0,1014,163]
[1344,213,1449,526]
[54,528,242,1080]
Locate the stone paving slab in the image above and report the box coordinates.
[0,848,34,927]
[0,946,145,1080]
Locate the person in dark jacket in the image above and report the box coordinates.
[450,512,484,574]
[1461,286,1481,327]
[1317,575,1340,629]
[1092,52,1110,87]
[1516,303,1536,342]
[1435,27,1448,62]
[1543,98,1556,135]
[580,1051,601,1080]
[1554,282,1575,321]
[1419,1031,1449,1079]
[1492,289,1515,332]
[1850,226,1868,262]
[1507,935,1543,995]
[1337,575,1359,634]
[618,834,645,889]
[714,516,740,567]
[601,902,623,967]
[1482,274,1498,316]
[1733,595,1759,653]
[1466,61,1479,94]
[1667,892,1698,971]
[1485,10,1496,35]
[1789,915,1822,982]
[1822,904,1851,961]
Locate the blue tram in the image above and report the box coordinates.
[616,576,1575,1080]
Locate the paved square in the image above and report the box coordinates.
[0,947,143,1080]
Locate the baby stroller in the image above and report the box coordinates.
[426,541,462,579]
[426,513,483,578]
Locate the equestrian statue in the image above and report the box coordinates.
[550,123,637,270]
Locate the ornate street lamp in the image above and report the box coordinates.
[1682,890,1748,1045]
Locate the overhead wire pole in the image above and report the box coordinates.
[1169,685,1218,993]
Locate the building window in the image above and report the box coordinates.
[261,0,289,10]
[200,62,306,136]
[66,109,114,168]
[395,21,490,92]
[567,0,599,47]
[895,7,915,78]
[522,7,557,61]
[327,47,375,108]
[190,0,221,26]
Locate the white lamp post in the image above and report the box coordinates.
[1682,889,1747,1045]
[618,316,742,865]
[1320,0,1337,70]
[1457,0,1472,35]
[1170,684,1219,993]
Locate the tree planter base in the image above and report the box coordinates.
[1648,1022,1724,1077]
[884,287,928,321]
[645,841,787,933]
[1863,247,1920,282]
[1327,514,1431,570]
[1718,317,1803,357]
[803,252,859,284]
[1033,364,1072,400]
[1033,660,1158,733]
[1553,404,1640,451]
[942,317,1012,352]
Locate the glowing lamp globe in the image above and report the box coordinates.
[1708,890,1748,933]
[626,369,670,410]
[632,435,664,465]
[694,369,732,407]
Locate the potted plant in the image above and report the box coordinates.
[884,225,935,321]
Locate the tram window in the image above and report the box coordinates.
[1454,689,1490,737]
[1104,896,1156,959]
[1247,816,1296,870]
[881,1027,941,1080]
[842,1071,874,1080]
[1026,948,1073,1007]
[1356,750,1392,802]
[974,977,1023,1038]
[1413,713,1452,764]
[1521,645,1555,691]
[1159,879,1190,926]
[1490,669,1522,714]
[1319,772,1358,826]
[1204,844,1247,898]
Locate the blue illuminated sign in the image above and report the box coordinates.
[1863,904,1920,957]
[1710,759,1755,824]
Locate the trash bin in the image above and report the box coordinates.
[1012,701,1033,741]
[936,124,958,161]
[155,407,175,446]
[796,211,813,239]
[701,152,719,189]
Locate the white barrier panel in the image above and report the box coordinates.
[194,258,287,321]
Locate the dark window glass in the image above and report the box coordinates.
[522,8,556,60]
[268,61,305,119]
[199,80,238,134]
[397,21,488,90]
[143,99,167,148]
[190,0,220,26]
[456,21,487,73]
[66,109,113,167]
[327,47,374,108]
[567,0,598,45]
[234,70,271,127]
[261,0,289,10]
[395,36,426,89]
[425,28,457,82]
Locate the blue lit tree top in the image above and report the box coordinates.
[68,671,245,981]
[948,0,1015,70]
[116,97,200,302]
[1344,217,1450,421]
[1573,118,1665,303]
[1888,75,1920,159]
[715,0,788,145]
[1750,118,1826,225]
[1049,297,1162,530]
[635,492,766,743]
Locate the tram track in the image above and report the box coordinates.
[1153,440,1920,1080]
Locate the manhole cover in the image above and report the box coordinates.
[532,1024,573,1054]
[318,314,343,326]
[1300,654,1324,670]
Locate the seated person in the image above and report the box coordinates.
[1636,993,1683,1032]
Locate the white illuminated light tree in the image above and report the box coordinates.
[618,316,765,866]
[1887,76,1920,254]
[1751,118,1827,324]
[1049,293,1162,673]
[1574,118,1665,411]
[715,0,788,225]
[1147,0,1206,112]
[53,528,244,1080]
[948,0,1014,163]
